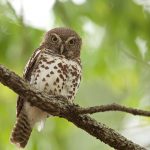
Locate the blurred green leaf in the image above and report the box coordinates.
[1,0,150,149]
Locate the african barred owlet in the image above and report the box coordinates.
[10,27,82,148]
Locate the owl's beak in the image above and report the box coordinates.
[60,44,64,54]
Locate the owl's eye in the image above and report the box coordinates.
[51,35,59,43]
[68,39,76,45]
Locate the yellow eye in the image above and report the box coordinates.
[68,39,76,45]
[51,35,58,43]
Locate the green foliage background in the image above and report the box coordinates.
[0,0,150,149]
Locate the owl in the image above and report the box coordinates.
[10,27,82,148]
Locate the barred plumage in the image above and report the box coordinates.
[10,108,32,148]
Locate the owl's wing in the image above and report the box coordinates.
[17,48,41,117]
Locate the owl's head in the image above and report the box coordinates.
[41,27,82,59]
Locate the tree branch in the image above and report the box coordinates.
[0,64,146,150]
[77,103,150,117]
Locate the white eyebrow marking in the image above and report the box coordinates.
[65,36,76,43]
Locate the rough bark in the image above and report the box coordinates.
[0,64,146,150]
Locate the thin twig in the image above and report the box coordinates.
[77,103,150,116]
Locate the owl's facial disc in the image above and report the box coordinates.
[42,28,82,59]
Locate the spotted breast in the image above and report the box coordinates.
[24,49,82,130]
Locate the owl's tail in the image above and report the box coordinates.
[10,110,32,148]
